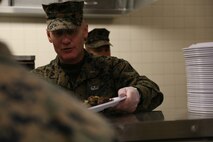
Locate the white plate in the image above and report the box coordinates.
[88,96,126,112]
[183,42,213,49]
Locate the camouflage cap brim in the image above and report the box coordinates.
[86,40,112,49]
[47,18,78,31]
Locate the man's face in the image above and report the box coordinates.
[87,45,111,56]
[47,23,88,64]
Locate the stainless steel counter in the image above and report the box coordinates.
[105,110,213,142]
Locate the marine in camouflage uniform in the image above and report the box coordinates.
[32,1,164,113]
[0,41,117,142]
[85,28,112,56]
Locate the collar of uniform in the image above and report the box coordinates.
[53,51,100,84]
[78,50,100,79]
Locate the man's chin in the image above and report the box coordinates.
[60,55,79,64]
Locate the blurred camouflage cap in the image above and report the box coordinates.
[42,1,84,31]
[85,28,112,48]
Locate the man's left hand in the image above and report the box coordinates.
[115,86,140,113]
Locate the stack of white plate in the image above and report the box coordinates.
[183,42,213,114]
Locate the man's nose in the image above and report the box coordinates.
[62,34,72,44]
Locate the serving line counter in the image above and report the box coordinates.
[105,110,213,142]
[14,55,35,70]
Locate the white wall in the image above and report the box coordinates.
[1,0,213,113]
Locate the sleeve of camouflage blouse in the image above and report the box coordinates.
[112,58,164,112]
[134,75,164,112]
[31,66,46,77]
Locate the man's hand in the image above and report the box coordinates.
[115,87,140,113]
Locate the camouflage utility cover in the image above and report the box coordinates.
[32,51,164,112]
[42,1,84,31]
[85,28,112,49]
[0,43,117,142]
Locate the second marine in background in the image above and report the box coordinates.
[85,28,112,56]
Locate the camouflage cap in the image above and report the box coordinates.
[42,1,84,31]
[85,28,112,49]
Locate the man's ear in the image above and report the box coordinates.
[46,30,53,43]
[83,23,88,40]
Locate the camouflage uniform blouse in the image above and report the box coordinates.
[32,51,164,112]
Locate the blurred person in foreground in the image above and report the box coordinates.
[31,1,164,114]
[0,41,117,142]
[85,28,112,56]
